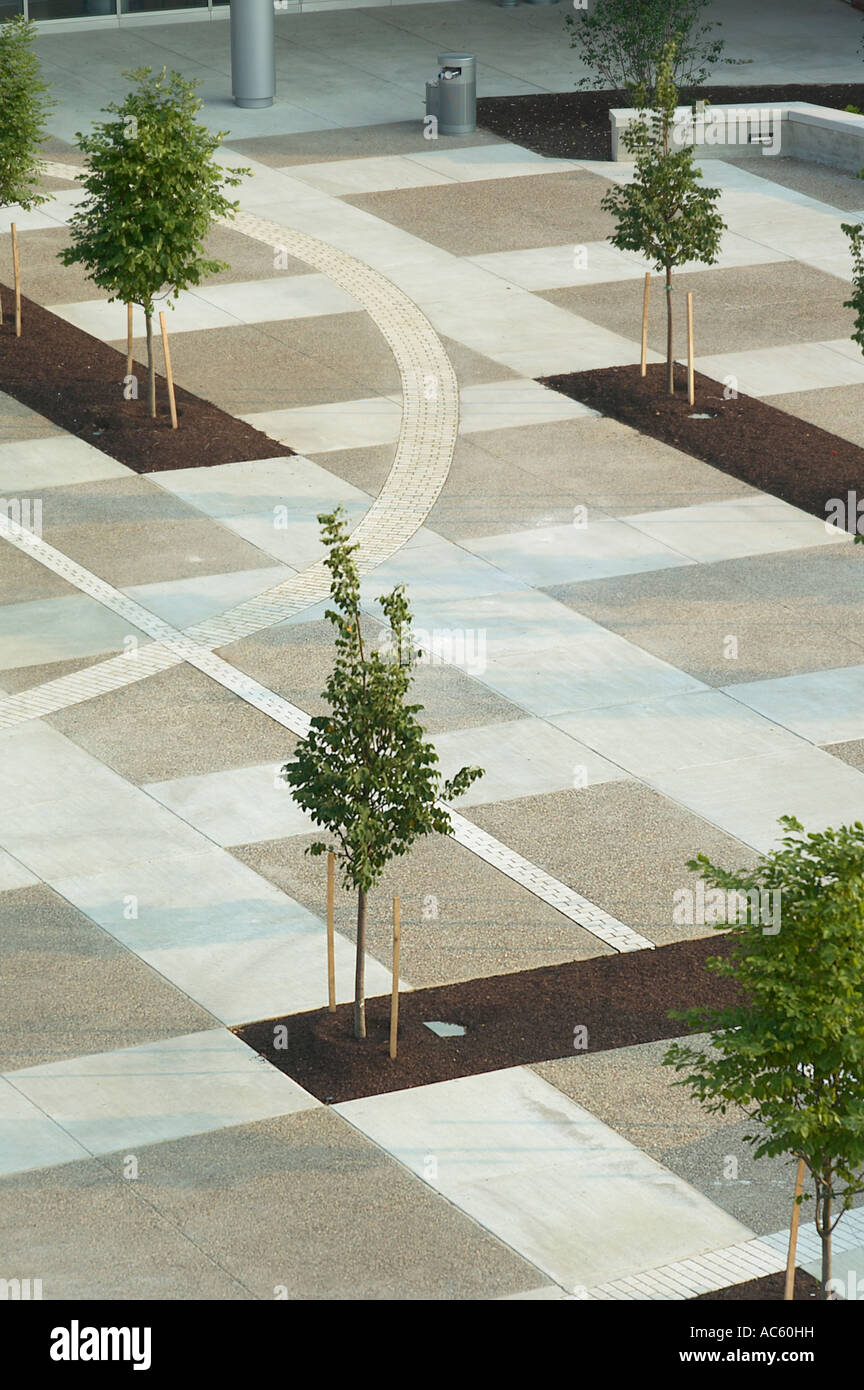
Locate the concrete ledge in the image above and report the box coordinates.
[610,101,864,173]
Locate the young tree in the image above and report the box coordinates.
[59,67,248,419]
[282,509,483,1041]
[664,817,864,1298]
[0,15,54,314]
[601,43,725,394]
[565,0,724,102]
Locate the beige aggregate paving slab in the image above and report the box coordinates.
[37,476,294,589]
[48,662,297,784]
[0,883,215,1073]
[232,825,612,989]
[465,784,758,947]
[539,260,855,357]
[345,171,618,257]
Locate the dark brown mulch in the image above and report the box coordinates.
[0,287,290,474]
[694,1269,822,1301]
[477,84,864,163]
[540,363,864,526]
[234,933,739,1102]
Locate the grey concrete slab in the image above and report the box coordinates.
[7,1030,318,1161]
[0,1154,250,1300]
[465,783,758,948]
[721,155,864,212]
[0,594,152,671]
[549,550,864,687]
[112,321,368,419]
[48,663,295,784]
[472,415,761,516]
[0,435,131,492]
[38,476,288,589]
[0,392,64,447]
[338,1066,752,1291]
[762,382,864,449]
[233,822,611,991]
[0,884,215,1073]
[535,1040,813,1237]
[345,171,618,258]
[0,1107,542,1301]
[0,652,116,697]
[0,541,75,607]
[540,260,856,358]
[225,121,506,168]
[222,613,525,734]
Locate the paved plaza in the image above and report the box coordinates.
[2,2,864,1301]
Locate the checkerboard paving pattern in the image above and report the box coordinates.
[4,130,864,1299]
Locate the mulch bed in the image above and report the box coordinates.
[0,288,290,474]
[540,363,864,524]
[477,84,864,163]
[694,1269,822,1301]
[234,933,739,1102]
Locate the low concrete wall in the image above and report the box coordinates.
[609,102,864,174]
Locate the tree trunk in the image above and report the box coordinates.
[821,1185,833,1297]
[665,265,674,395]
[353,887,367,1040]
[145,310,156,419]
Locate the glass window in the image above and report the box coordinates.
[120,0,207,12]
[28,0,117,15]
[0,2,25,18]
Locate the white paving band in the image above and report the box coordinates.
[585,1205,864,1300]
[0,513,647,953]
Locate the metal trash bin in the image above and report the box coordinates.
[230,0,276,110]
[428,53,476,136]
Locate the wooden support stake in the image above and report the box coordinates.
[126,304,134,383]
[686,290,695,406]
[158,311,178,429]
[326,852,336,1013]
[640,273,651,377]
[11,222,22,338]
[389,896,401,1060]
[784,1158,807,1301]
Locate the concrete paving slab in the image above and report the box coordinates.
[0,1075,90,1179]
[0,435,131,493]
[147,453,364,518]
[0,1154,251,1299]
[287,153,455,195]
[0,850,37,895]
[458,379,597,434]
[432,717,627,807]
[48,293,240,341]
[650,746,864,853]
[243,396,401,453]
[5,1030,318,1164]
[48,661,295,784]
[722,666,864,745]
[465,517,694,587]
[696,341,864,396]
[190,274,362,324]
[625,496,852,564]
[124,566,294,631]
[144,763,314,847]
[337,1066,752,1290]
[467,783,758,948]
[552,689,809,781]
[535,1040,822,1237]
[358,538,532,605]
[0,542,76,607]
[52,848,394,1024]
[0,883,215,1072]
